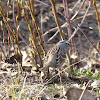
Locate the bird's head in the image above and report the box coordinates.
[57,40,70,51]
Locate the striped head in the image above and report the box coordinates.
[56,40,70,51]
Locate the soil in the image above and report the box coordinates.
[0,0,100,100]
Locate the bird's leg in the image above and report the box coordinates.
[66,52,74,75]
[47,68,51,79]
[57,69,63,86]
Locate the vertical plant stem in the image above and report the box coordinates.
[63,0,72,38]
[92,0,100,35]
[8,35,10,56]
[63,0,75,74]
[32,15,46,56]
[22,5,43,66]
[1,21,7,56]
[30,0,36,42]
[78,34,83,53]
[7,0,10,19]
[13,0,17,28]
[17,0,19,43]
[0,44,6,58]
[16,0,21,54]
[29,0,38,64]
[50,0,65,40]
[27,0,46,56]
[0,9,16,38]
[63,0,76,53]
[3,20,16,54]
[0,8,20,54]
[0,6,16,55]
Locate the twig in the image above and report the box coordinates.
[72,0,81,10]
[88,0,100,35]
[1,21,7,56]
[21,3,43,66]
[0,44,6,58]
[63,0,75,74]
[93,0,100,35]
[7,0,10,19]
[0,9,16,38]
[63,0,73,38]
[43,58,86,86]
[72,21,100,54]
[29,0,36,43]
[68,1,91,41]
[16,0,20,51]
[50,0,65,40]
[18,76,27,100]
[27,0,46,56]
[71,0,86,20]
[41,9,45,43]
[78,80,92,100]
[42,13,93,37]
[13,0,17,28]
[3,19,16,54]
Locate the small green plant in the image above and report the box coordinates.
[93,72,100,79]
[85,68,93,77]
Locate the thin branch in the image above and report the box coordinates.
[79,80,92,100]
[68,1,91,41]
[27,0,46,56]
[50,0,65,40]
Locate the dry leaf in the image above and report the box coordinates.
[64,87,95,100]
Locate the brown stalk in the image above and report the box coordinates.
[63,0,77,53]
[0,6,16,55]
[3,20,16,54]
[16,0,21,54]
[0,8,18,53]
[8,36,10,56]
[27,0,46,56]
[29,0,36,43]
[0,9,16,38]
[63,0,75,74]
[79,80,91,100]
[1,22,7,56]
[63,0,72,38]
[92,0,100,35]
[0,44,6,58]
[88,0,100,35]
[29,0,38,64]
[17,0,19,43]
[6,0,10,57]
[22,5,43,66]
[50,0,65,40]
[0,6,21,55]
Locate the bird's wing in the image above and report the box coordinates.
[44,46,59,61]
[43,46,59,68]
[56,48,66,67]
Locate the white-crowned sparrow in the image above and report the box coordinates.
[42,40,70,71]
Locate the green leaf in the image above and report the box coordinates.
[13,29,16,35]
[93,72,100,79]
[85,68,92,77]
[67,68,71,73]
[28,24,31,31]
[21,0,23,6]
[16,16,18,21]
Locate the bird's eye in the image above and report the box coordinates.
[66,42,70,45]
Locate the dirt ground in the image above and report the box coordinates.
[0,0,100,100]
